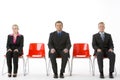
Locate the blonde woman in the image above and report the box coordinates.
[6,24,24,77]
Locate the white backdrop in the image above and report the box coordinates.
[0,0,120,78]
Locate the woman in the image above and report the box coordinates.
[6,24,24,77]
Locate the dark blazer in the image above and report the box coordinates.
[92,32,114,55]
[48,31,71,57]
[6,34,24,54]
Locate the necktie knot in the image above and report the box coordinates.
[58,32,61,37]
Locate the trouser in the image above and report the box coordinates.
[6,51,21,74]
[49,51,68,74]
[96,52,115,73]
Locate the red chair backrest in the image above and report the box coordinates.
[73,43,90,57]
[28,43,45,57]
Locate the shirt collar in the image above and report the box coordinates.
[57,31,62,33]
[99,32,105,35]
[10,33,21,36]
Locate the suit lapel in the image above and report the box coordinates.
[98,33,102,41]
[13,36,20,44]
[97,33,104,44]
[54,31,60,42]
[103,33,107,42]
[98,32,107,43]
[11,36,14,44]
[55,31,64,43]
[15,36,19,44]
[60,31,64,39]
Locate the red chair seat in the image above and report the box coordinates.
[73,55,91,58]
[27,55,45,58]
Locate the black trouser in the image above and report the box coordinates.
[49,51,68,74]
[96,52,115,73]
[6,51,21,74]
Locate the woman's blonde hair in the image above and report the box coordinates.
[12,24,19,29]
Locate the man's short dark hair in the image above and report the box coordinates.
[55,21,63,26]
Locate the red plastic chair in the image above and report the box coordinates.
[70,43,93,76]
[93,56,117,76]
[2,52,25,76]
[25,43,48,76]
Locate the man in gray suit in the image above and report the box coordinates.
[92,22,115,78]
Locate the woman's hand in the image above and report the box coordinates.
[14,49,18,52]
[7,49,12,52]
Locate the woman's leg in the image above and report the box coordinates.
[6,51,13,74]
[13,52,20,74]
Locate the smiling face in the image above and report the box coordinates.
[98,22,105,32]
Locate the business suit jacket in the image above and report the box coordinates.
[6,34,24,54]
[92,32,114,55]
[48,31,71,57]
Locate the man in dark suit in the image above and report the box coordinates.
[92,22,115,79]
[48,21,71,78]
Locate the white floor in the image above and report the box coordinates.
[0,73,120,80]
[0,55,120,80]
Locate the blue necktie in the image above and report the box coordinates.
[58,32,61,37]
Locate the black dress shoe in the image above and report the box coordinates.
[8,74,11,77]
[13,74,17,77]
[100,73,104,79]
[109,73,114,78]
[54,74,58,78]
[60,73,64,78]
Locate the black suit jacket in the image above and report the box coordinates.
[92,32,114,55]
[48,31,71,57]
[6,34,24,54]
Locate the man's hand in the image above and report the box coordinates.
[63,48,68,53]
[97,49,102,52]
[7,49,12,52]
[14,49,18,52]
[108,49,113,52]
[50,48,56,54]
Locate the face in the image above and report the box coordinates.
[12,26,19,34]
[55,23,63,32]
[98,24,105,32]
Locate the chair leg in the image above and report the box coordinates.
[114,66,117,76]
[27,58,30,74]
[44,57,48,76]
[89,57,93,75]
[67,58,71,75]
[89,58,91,73]
[70,57,73,76]
[25,58,29,75]
[92,57,96,76]
[22,57,25,76]
[2,57,6,75]
[47,59,51,76]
